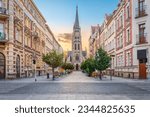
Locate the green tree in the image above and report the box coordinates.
[95,48,111,80]
[61,63,67,71]
[81,58,95,76]
[67,63,74,70]
[81,61,87,72]
[62,63,74,73]
[43,50,63,80]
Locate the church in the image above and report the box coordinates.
[66,6,87,70]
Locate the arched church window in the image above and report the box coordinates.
[75,44,77,50]
[78,44,80,50]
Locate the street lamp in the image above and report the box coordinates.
[32,52,37,82]
[33,59,36,81]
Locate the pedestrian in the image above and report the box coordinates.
[47,73,49,79]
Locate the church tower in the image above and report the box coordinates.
[72,6,83,70]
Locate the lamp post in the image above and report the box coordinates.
[33,52,37,82]
[33,59,36,81]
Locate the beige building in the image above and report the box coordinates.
[0,0,62,79]
[89,25,100,57]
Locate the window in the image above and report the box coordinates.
[137,0,146,17]
[120,35,123,47]
[0,23,4,40]
[28,37,31,47]
[118,19,119,28]
[117,55,120,67]
[75,44,77,50]
[0,23,4,33]
[117,38,119,49]
[0,0,2,7]
[15,29,19,41]
[25,36,28,46]
[139,23,145,35]
[120,15,123,26]
[121,55,123,66]
[139,0,145,12]
[126,52,131,66]
[138,23,146,44]
[127,6,130,19]
[127,29,130,44]
[78,44,80,50]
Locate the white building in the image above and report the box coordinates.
[104,14,116,73]
[132,0,150,79]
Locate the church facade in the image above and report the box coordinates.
[66,6,87,70]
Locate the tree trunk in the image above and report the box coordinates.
[99,71,102,80]
[52,68,55,81]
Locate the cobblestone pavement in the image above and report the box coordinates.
[0,71,150,100]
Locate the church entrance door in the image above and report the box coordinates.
[76,64,79,71]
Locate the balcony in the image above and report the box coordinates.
[125,16,131,24]
[126,40,131,46]
[135,5,148,18]
[136,33,147,45]
[32,32,39,39]
[0,7,9,20]
[42,40,45,46]
[0,32,7,43]
[117,45,123,50]
[14,13,23,26]
[24,25,31,34]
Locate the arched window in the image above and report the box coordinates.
[75,44,77,50]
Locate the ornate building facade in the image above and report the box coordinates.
[0,0,62,79]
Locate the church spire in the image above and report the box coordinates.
[74,5,80,29]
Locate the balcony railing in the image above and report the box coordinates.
[135,5,148,18]
[0,7,8,15]
[32,32,39,39]
[136,33,147,45]
[125,16,131,23]
[0,7,9,20]
[0,32,7,42]
[14,12,23,21]
[117,45,123,50]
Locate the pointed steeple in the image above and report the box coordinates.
[74,5,80,29]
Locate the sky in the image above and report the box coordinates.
[34,0,119,52]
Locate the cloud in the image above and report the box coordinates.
[58,33,72,43]
[58,38,70,43]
